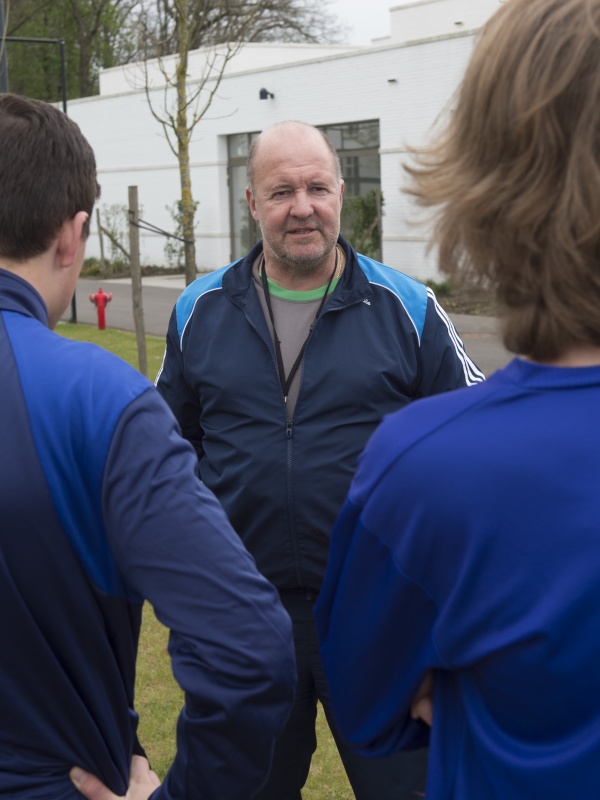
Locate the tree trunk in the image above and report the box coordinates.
[177,116,198,286]
[128,185,148,377]
[175,1,197,286]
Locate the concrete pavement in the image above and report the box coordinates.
[65,275,512,377]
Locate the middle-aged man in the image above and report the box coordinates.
[156,119,484,799]
[0,92,295,800]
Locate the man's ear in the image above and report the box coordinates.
[57,212,89,267]
[246,187,259,221]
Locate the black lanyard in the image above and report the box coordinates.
[260,250,338,403]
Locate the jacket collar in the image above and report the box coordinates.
[0,268,49,326]
[222,236,373,310]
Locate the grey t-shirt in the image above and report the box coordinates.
[252,259,340,418]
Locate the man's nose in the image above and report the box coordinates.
[290,190,313,217]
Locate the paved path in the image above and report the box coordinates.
[66,276,512,377]
[64,276,183,340]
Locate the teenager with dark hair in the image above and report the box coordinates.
[0,93,295,800]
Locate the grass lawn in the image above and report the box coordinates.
[55,321,166,377]
[56,322,354,800]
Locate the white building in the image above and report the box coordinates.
[68,0,505,280]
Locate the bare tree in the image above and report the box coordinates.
[135,0,345,285]
[142,0,346,57]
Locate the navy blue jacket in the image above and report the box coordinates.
[156,239,483,590]
[0,268,295,799]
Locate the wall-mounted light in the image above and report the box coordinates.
[259,88,275,100]
[387,78,398,84]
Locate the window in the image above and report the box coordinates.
[228,132,260,261]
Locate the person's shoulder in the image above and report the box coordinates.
[355,253,429,336]
[176,265,228,309]
[356,253,426,297]
[51,326,152,402]
[351,371,508,503]
[16,327,154,469]
[180,264,232,297]
[174,262,240,336]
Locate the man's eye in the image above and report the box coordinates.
[272,190,289,198]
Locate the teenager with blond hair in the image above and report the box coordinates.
[317,1,600,797]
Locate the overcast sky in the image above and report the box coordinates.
[328,0,395,45]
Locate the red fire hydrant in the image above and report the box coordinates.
[89,287,112,330]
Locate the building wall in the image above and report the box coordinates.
[98,42,360,96]
[67,2,500,280]
[388,0,504,43]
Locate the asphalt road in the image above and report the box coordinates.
[64,276,183,338]
[65,276,512,377]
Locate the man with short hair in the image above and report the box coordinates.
[0,93,295,800]
[315,0,600,797]
[156,119,483,799]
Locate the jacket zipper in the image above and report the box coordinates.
[242,295,368,588]
[285,299,369,587]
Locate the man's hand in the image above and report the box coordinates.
[70,755,161,800]
[410,670,434,727]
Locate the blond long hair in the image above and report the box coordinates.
[406,0,600,361]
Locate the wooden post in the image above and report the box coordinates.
[96,208,107,275]
[128,186,148,377]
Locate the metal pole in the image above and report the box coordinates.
[57,38,76,321]
[1,35,78,321]
[59,38,67,114]
[0,0,9,92]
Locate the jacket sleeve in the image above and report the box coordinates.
[102,388,295,800]
[155,306,205,461]
[315,495,433,758]
[314,407,450,758]
[416,290,485,395]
